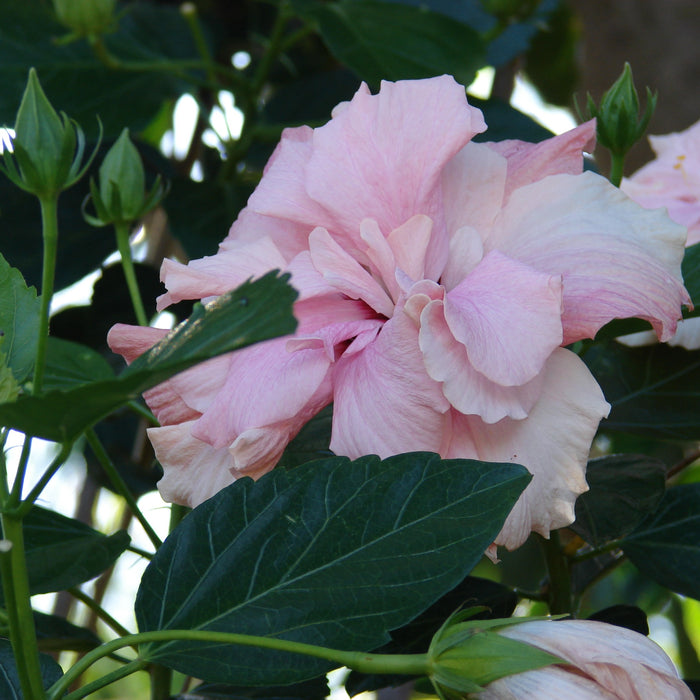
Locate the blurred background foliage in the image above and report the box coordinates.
[2,0,700,697]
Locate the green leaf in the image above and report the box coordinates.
[136,452,530,685]
[0,2,197,138]
[33,611,102,653]
[0,253,41,384]
[277,405,333,469]
[682,241,700,309]
[175,678,329,700]
[0,272,297,442]
[622,483,700,600]
[43,337,115,390]
[300,0,486,88]
[470,96,554,143]
[0,506,130,603]
[571,454,667,548]
[0,639,62,698]
[584,342,700,439]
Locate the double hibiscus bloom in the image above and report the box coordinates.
[110,76,689,552]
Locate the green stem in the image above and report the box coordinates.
[571,539,623,564]
[540,531,573,616]
[14,442,74,516]
[68,587,134,640]
[85,428,162,550]
[609,151,625,187]
[47,630,430,700]
[0,514,46,699]
[114,223,148,326]
[62,659,148,700]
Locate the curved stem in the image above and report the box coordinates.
[0,515,46,699]
[84,428,162,550]
[114,223,148,326]
[62,659,148,700]
[609,151,625,187]
[540,531,573,616]
[47,629,430,700]
[14,442,74,516]
[68,587,134,640]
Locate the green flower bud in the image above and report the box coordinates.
[84,129,166,227]
[584,63,657,156]
[53,0,116,37]
[428,611,563,699]
[0,69,99,199]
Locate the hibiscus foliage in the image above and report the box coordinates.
[1,1,700,699]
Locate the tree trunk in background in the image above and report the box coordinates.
[571,0,700,174]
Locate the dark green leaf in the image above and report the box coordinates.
[345,575,517,695]
[0,506,130,602]
[470,97,554,143]
[277,405,334,469]
[0,2,197,138]
[587,605,649,636]
[0,253,41,383]
[176,677,329,700]
[584,342,700,440]
[34,611,102,653]
[370,0,495,32]
[0,272,297,442]
[43,337,115,390]
[682,241,700,309]
[0,638,62,698]
[302,0,486,88]
[571,454,666,547]
[136,453,530,686]
[622,483,700,600]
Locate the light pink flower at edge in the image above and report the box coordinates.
[472,619,692,699]
[108,76,689,552]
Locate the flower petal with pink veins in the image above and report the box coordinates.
[419,299,544,423]
[309,226,395,317]
[441,141,507,243]
[488,171,690,343]
[305,76,487,279]
[331,307,450,459]
[441,250,563,386]
[491,619,692,700]
[487,119,596,201]
[149,423,237,508]
[446,348,610,551]
[157,236,288,311]
[191,337,333,450]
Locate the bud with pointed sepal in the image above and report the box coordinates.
[53,0,116,37]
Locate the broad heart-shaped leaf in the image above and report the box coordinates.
[0,639,62,698]
[176,677,329,700]
[0,253,41,384]
[298,0,486,88]
[345,575,518,696]
[43,337,115,390]
[0,506,130,604]
[570,454,666,548]
[584,342,700,440]
[0,272,297,442]
[136,453,530,686]
[621,483,700,600]
[33,611,102,653]
[0,1,196,138]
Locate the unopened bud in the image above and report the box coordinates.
[53,0,116,37]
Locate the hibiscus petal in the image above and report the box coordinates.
[305,76,486,279]
[149,422,237,508]
[441,250,563,386]
[446,348,610,551]
[419,298,544,422]
[309,226,395,317]
[487,119,596,200]
[489,171,690,343]
[331,307,450,458]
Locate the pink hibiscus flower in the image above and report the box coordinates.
[109,76,689,551]
[468,619,691,699]
[623,118,700,246]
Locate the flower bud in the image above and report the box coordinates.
[0,69,99,199]
[53,0,116,37]
[585,62,657,156]
[84,129,166,227]
[428,611,562,697]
